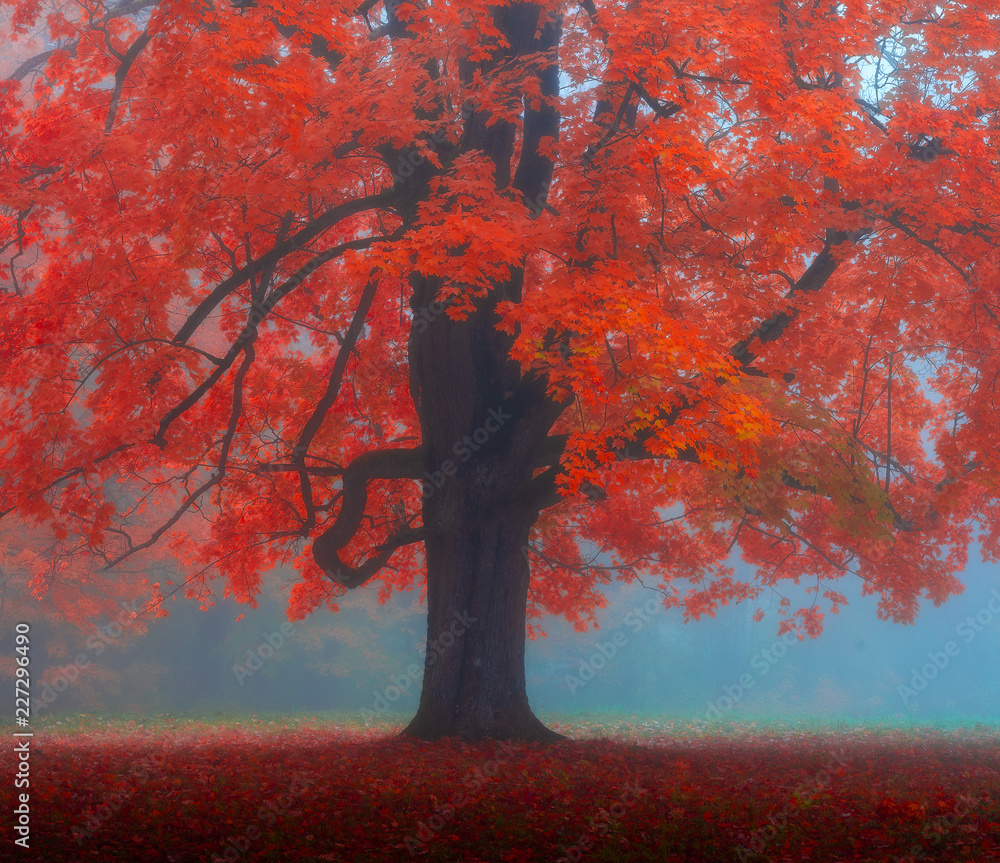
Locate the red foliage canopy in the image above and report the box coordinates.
[1,0,999,637]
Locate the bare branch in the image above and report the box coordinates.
[104,30,152,133]
[290,276,382,530]
[155,229,402,447]
[172,191,396,346]
[107,342,256,567]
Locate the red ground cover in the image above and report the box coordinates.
[5,719,1000,862]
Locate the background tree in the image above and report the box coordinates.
[1,0,998,740]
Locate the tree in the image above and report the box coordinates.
[1,0,999,741]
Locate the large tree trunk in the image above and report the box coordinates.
[398,3,564,741]
[401,270,566,742]
[402,495,562,742]
[316,3,564,738]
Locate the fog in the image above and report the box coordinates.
[17,549,1000,726]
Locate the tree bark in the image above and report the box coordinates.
[402,494,564,742]
[394,3,565,741]
[401,271,567,742]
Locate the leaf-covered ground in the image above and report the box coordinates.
[5,713,1000,862]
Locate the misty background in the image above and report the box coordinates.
[8,547,1000,724]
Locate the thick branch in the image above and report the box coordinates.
[731,227,868,368]
[172,191,395,346]
[9,50,57,82]
[311,447,425,589]
[104,30,152,133]
[7,0,159,82]
[272,20,344,69]
[154,230,400,447]
[512,7,561,211]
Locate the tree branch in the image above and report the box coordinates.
[171,191,395,346]
[883,209,971,283]
[7,0,159,82]
[155,230,401,447]
[290,276,381,531]
[311,447,425,589]
[106,341,256,568]
[515,229,868,511]
[730,227,865,368]
[104,30,152,133]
